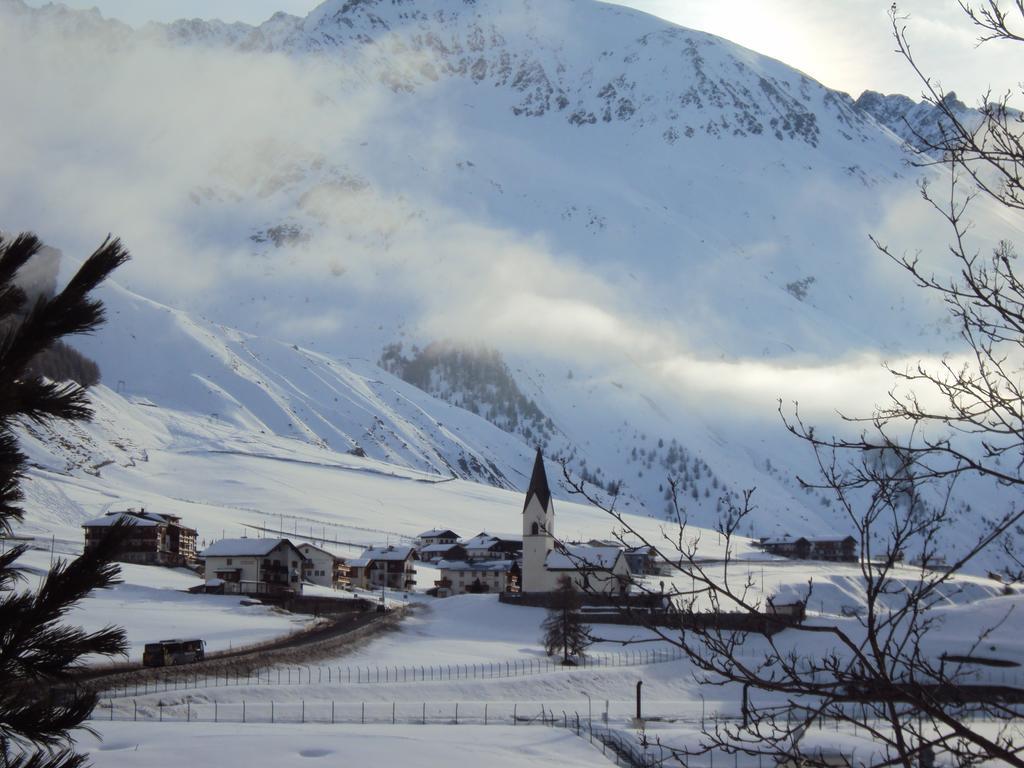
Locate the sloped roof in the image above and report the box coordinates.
[806,536,856,544]
[297,542,344,560]
[463,532,497,549]
[82,510,173,528]
[759,537,809,547]
[201,538,293,558]
[421,542,464,553]
[438,559,516,573]
[82,512,160,528]
[546,544,624,571]
[418,529,459,539]
[523,448,551,513]
[357,545,415,562]
[463,532,521,550]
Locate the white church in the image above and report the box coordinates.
[521,449,631,595]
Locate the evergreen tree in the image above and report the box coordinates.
[541,575,591,664]
[0,233,129,768]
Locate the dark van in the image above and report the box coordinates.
[142,638,205,667]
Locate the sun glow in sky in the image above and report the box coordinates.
[23,0,1020,101]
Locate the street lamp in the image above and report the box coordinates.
[580,690,592,742]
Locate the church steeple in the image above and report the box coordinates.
[523,447,551,513]
[522,447,555,592]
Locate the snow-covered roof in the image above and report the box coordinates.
[347,556,371,567]
[356,545,415,562]
[806,536,856,544]
[546,544,624,571]
[82,510,174,528]
[418,529,459,539]
[463,532,522,550]
[297,542,344,559]
[462,533,497,549]
[421,542,463,553]
[438,559,516,573]
[760,536,855,546]
[201,538,292,558]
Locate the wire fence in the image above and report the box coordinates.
[96,647,687,699]
[90,699,652,767]
[88,695,1024,768]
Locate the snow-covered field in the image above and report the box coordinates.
[11,548,315,662]
[78,723,604,768]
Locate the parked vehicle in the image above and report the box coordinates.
[142,638,205,667]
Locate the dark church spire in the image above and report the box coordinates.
[523,447,551,513]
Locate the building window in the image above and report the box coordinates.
[226,558,232,565]
[531,522,539,535]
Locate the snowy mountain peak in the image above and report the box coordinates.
[855,89,979,155]
[47,0,872,148]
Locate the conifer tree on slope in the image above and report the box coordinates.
[541,574,591,664]
[0,233,129,768]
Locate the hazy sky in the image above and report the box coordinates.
[23,0,1019,100]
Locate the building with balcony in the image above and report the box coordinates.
[82,508,197,567]
[199,537,306,594]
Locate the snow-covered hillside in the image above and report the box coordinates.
[3,0,1023,564]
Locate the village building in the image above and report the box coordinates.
[624,545,659,575]
[416,529,460,549]
[297,542,351,589]
[348,545,417,591]
[521,449,632,594]
[418,542,468,564]
[758,535,857,563]
[546,543,630,595]
[82,508,197,567]
[199,537,306,594]
[434,559,520,597]
[463,531,522,561]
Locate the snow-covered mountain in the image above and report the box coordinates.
[854,90,980,156]
[3,0,1022,566]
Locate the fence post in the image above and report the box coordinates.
[215,700,218,723]
[392,702,395,724]
[513,703,517,724]
[485,703,488,725]
[243,700,246,723]
[159,702,163,722]
[331,701,335,724]
[271,701,275,724]
[133,700,137,722]
[187,699,191,722]
[423,702,426,725]
[455,703,459,725]
[302,700,305,723]
[361,702,365,724]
